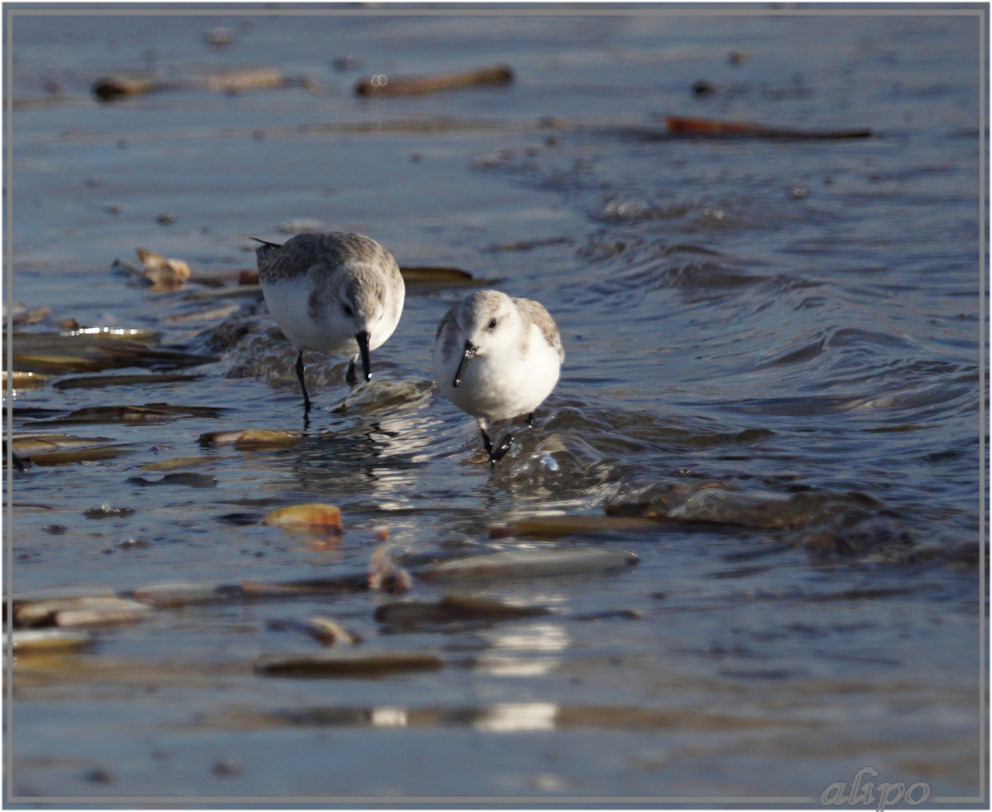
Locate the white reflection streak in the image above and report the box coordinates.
[475,622,570,677]
[373,413,434,458]
[473,702,558,732]
[370,706,408,728]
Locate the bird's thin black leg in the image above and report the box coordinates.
[295,351,311,413]
[480,425,515,468]
[490,432,514,467]
[480,427,495,458]
[345,356,358,387]
[525,412,535,428]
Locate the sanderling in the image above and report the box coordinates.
[255,232,405,412]
[432,289,564,467]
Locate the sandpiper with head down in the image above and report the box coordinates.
[255,232,405,413]
[433,289,564,467]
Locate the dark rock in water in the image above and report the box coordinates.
[692,79,719,96]
[211,759,243,777]
[798,519,913,558]
[606,482,926,561]
[11,331,217,374]
[83,505,135,519]
[216,511,263,526]
[126,473,217,488]
[375,595,551,627]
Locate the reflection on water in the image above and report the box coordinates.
[472,702,558,732]
[474,622,571,677]
[370,706,409,728]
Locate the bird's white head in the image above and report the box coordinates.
[449,290,522,387]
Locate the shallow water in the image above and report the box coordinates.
[5,7,985,805]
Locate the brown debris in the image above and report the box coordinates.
[3,371,49,389]
[15,596,151,628]
[134,247,191,291]
[254,649,443,677]
[11,331,216,374]
[355,64,513,97]
[666,115,871,139]
[267,617,360,647]
[262,504,342,533]
[93,66,294,101]
[399,266,487,291]
[52,373,201,390]
[10,435,132,467]
[198,429,299,450]
[368,543,413,594]
[493,514,660,538]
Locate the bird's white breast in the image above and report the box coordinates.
[262,274,356,354]
[434,321,561,423]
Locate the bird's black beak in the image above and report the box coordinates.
[356,330,372,382]
[452,341,477,388]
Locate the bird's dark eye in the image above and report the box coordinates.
[488,318,498,330]
[343,304,354,317]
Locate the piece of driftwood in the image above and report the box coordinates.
[93,66,292,100]
[666,115,871,139]
[354,65,513,97]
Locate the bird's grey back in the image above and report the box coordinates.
[257,232,397,283]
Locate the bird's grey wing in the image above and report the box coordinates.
[515,297,564,363]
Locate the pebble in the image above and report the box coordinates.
[415,547,639,582]
[262,504,342,532]
[138,456,215,472]
[266,617,359,646]
[15,596,151,628]
[5,628,92,653]
[54,607,150,627]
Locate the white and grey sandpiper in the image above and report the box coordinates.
[255,232,405,412]
[432,289,564,467]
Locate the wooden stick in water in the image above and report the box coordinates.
[666,115,871,139]
[93,66,290,100]
[354,65,513,97]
